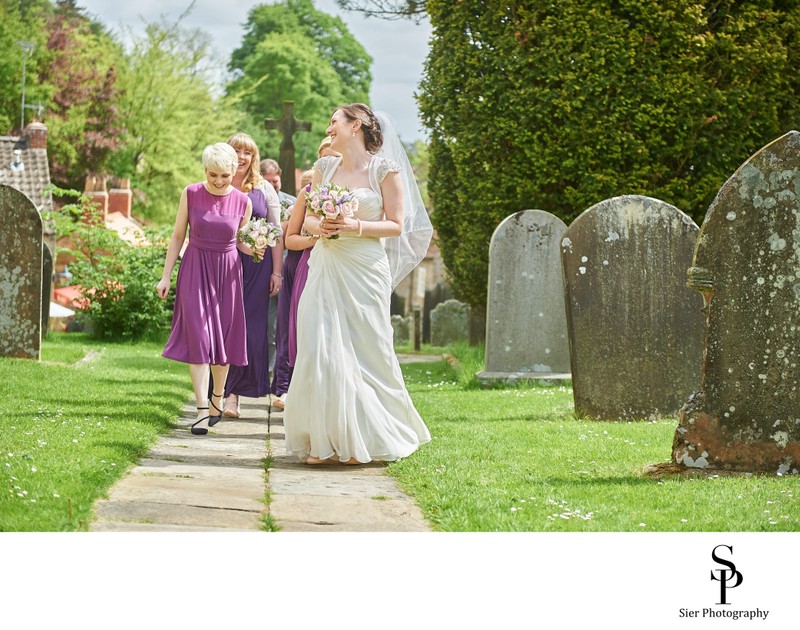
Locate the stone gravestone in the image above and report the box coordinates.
[391,314,412,345]
[430,299,469,347]
[477,210,570,383]
[0,185,43,359]
[672,131,800,473]
[41,243,53,337]
[561,195,703,420]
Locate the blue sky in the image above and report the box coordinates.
[76,0,432,142]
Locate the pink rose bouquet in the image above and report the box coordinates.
[305,183,359,239]
[236,217,281,262]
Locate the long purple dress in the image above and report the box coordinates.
[163,183,248,366]
[271,248,302,396]
[224,188,274,397]
[288,246,312,367]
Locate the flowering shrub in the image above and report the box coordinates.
[47,187,173,340]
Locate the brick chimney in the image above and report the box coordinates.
[108,178,132,218]
[84,174,108,220]
[24,120,48,149]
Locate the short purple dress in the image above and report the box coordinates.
[163,183,248,366]
[224,188,274,397]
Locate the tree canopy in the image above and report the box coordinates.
[227,0,372,167]
[419,0,800,310]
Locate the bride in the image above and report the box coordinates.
[283,103,432,464]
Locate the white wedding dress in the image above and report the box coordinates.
[283,155,431,463]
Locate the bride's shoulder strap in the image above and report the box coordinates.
[373,156,400,184]
[369,156,401,192]
[314,155,339,181]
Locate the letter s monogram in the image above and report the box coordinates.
[710,545,743,605]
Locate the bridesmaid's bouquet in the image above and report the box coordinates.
[237,217,281,262]
[305,183,358,239]
[279,198,293,222]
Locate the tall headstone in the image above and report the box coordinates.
[673,131,800,473]
[41,243,53,337]
[561,195,703,420]
[477,210,570,382]
[0,184,43,359]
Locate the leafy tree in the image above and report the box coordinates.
[419,0,800,312]
[228,0,371,165]
[406,139,429,208]
[110,18,245,224]
[0,0,48,134]
[35,0,124,187]
[335,0,427,22]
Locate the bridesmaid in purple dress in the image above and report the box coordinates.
[271,170,312,405]
[157,143,252,436]
[221,133,283,418]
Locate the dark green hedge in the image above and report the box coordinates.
[419,0,800,309]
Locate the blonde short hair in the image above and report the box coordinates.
[202,143,238,173]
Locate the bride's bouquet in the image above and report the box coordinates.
[305,183,358,239]
[236,217,281,262]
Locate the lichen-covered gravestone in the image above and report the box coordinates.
[562,195,703,420]
[477,210,570,382]
[673,131,800,473]
[430,299,469,347]
[0,185,43,359]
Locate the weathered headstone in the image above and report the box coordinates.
[561,195,703,420]
[0,184,43,359]
[423,281,452,343]
[430,299,469,347]
[391,314,412,345]
[673,131,800,473]
[41,243,52,337]
[477,210,570,383]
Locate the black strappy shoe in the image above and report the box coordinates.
[208,391,224,427]
[191,406,210,435]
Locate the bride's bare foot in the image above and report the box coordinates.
[306,456,334,465]
[340,457,361,465]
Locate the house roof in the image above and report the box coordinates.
[0,135,53,213]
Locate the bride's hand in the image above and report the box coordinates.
[320,216,345,237]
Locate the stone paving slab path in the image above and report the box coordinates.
[90,353,437,532]
[91,397,269,532]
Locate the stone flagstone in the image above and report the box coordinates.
[0,184,43,359]
[561,195,703,420]
[478,210,570,382]
[91,356,436,531]
[673,131,800,473]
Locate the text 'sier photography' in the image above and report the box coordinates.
[665,538,790,626]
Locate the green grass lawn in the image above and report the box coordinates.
[389,346,799,532]
[4,334,797,533]
[0,333,190,531]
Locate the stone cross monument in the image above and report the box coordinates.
[264,101,312,197]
